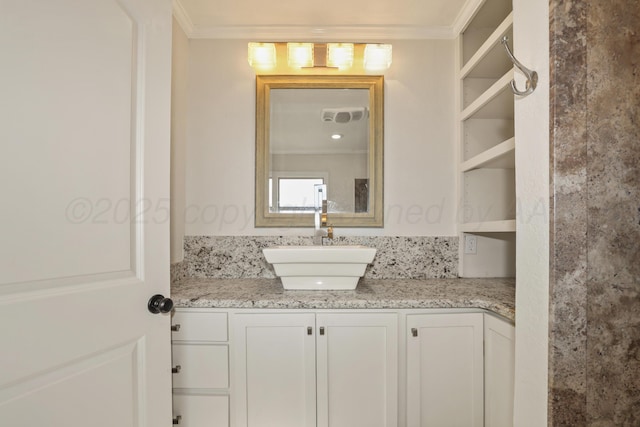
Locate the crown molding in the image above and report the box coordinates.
[186,24,456,40]
[172,0,457,40]
[452,0,485,35]
[171,0,475,40]
[172,0,194,36]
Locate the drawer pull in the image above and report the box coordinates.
[172,415,182,425]
[411,328,418,337]
[172,365,181,374]
[171,324,181,332]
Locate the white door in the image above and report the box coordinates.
[233,313,317,427]
[316,313,398,427]
[0,0,173,425]
[406,313,484,427]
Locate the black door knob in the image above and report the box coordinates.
[148,294,174,314]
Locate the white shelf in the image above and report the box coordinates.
[460,220,516,233]
[459,0,515,278]
[461,71,513,120]
[461,137,515,171]
[461,13,514,79]
[463,0,513,32]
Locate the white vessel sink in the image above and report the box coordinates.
[262,245,376,290]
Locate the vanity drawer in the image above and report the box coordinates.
[172,343,229,389]
[172,310,228,342]
[173,393,229,427]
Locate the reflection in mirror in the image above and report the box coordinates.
[256,75,383,227]
[270,88,369,214]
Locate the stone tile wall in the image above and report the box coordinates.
[549,0,640,424]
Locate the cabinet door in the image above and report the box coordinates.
[316,313,398,427]
[484,315,515,427]
[406,313,484,427]
[234,313,317,427]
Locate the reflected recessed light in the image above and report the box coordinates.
[331,134,343,140]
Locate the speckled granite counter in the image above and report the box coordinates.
[171,278,516,321]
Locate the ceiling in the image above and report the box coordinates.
[173,0,482,40]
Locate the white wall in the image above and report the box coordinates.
[513,0,550,424]
[183,39,458,236]
[170,19,188,262]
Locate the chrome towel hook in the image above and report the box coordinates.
[501,36,538,96]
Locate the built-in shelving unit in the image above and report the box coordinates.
[461,137,515,171]
[458,0,515,277]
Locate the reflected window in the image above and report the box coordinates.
[275,177,324,212]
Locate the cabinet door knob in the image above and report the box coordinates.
[411,328,418,337]
[171,324,181,332]
[320,327,325,336]
[172,365,181,374]
[307,327,312,335]
[172,415,182,425]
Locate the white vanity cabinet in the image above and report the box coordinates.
[405,312,515,427]
[315,313,398,427]
[233,312,398,427]
[484,314,515,427]
[170,308,514,427]
[171,309,230,427]
[233,313,317,427]
[406,313,484,427]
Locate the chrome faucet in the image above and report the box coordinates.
[313,184,333,245]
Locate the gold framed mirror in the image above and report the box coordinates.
[255,75,384,227]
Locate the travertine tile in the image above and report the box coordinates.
[586,0,640,286]
[586,282,640,426]
[549,0,589,423]
[550,0,640,425]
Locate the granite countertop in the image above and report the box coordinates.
[171,277,516,321]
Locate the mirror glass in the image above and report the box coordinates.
[256,75,383,227]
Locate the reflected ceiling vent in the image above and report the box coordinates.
[321,107,368,123]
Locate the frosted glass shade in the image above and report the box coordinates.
[247,43,276,69]
[326,43,354,69]
[287,43,314,68]
[364,44,392,71]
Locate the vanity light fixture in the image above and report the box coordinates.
[287,43,314,68]
[247,42,393,72]
[364,44,393,71]
[247,42,277,69]
[326,43,354,69]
